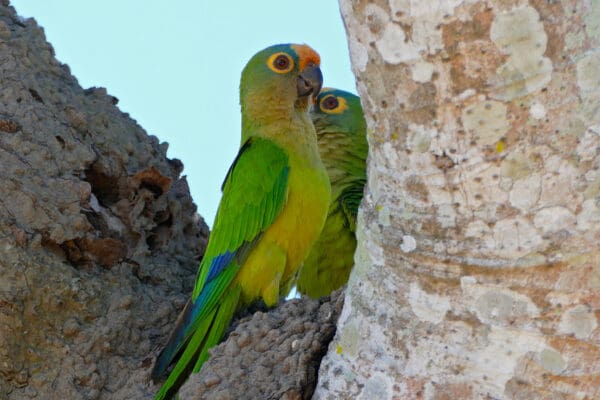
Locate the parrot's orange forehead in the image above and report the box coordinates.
[291,44,321,71]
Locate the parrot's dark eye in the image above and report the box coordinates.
[274,55,289,70]
[319,92,349,114]
[321,95,339,110]
[267,52,294,74]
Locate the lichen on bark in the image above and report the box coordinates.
[315,0,600,398]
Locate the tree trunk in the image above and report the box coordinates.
[315,0,600,398]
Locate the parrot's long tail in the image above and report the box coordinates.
[152,285,241,400]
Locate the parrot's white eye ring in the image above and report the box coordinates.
[268,52,294,74]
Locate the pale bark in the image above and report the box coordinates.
[315,0,600,399]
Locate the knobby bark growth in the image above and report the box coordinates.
[0,2,210,398]
[180,290,344,400]
[315,0,600,399]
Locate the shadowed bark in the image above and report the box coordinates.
[0,2,209,398]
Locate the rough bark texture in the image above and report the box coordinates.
[316,0,600,399]
[180,290,344,400]
[0,2,210,399]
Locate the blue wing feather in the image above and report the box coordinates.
[205,251,235,283]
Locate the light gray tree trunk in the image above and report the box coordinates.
[315,0,600,398]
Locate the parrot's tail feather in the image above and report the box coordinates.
[151,298,195,381]
[153,264,240,381]
[193,284,241,372]
[153,285,242,400]
[153,307,217,400]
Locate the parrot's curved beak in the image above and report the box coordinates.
[297,63,323,99]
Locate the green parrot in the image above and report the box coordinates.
[151,44,330,399]
[296,88,367,298]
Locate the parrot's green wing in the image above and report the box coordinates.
[191,136,290,302]
[152,137,289,399]
[337,178,366,233]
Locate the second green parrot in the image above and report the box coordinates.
[151,44,330,399]
[296,88,368,298]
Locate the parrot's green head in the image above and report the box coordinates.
[311,88,366,139]
[240,44,323,123]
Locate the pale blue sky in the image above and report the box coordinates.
[12,1,356,226]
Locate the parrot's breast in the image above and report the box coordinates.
[236,151,330,305]
[297,207,357,298]
[273,159,331,283]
